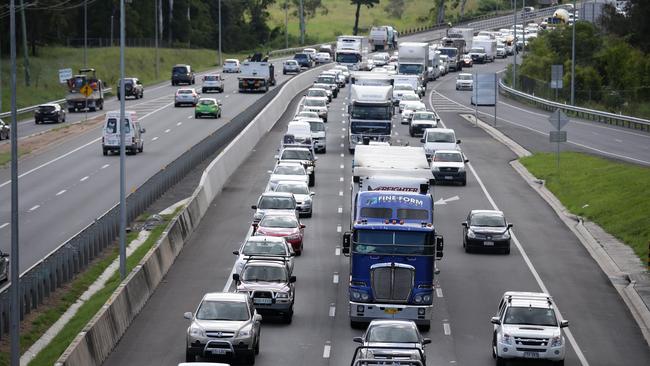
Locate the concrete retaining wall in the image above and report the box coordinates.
[55,65,326,366]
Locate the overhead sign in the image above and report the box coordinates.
[550,64,563,89]
[548,108,569,130]
[58,68,73,84]
[549,130,567,143]
[80,84,94,97]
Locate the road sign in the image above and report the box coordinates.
[471,73,497,106]
[58,68,73,84]
[550,64,563,89]
[549,130,567,142]
[548,108,569,130]
[80,84,94,97]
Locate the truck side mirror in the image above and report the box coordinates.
[456,139,461,144]
[232,273,240,283]
[420,138,425,143]
[342,231,352,256]
[353,336,363,344]
[289,275,297,283]
[435,235,444,259]
[491,316,501,325]
[507,223,513,229]
[461,222,468,227]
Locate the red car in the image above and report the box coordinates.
[254,213,305,255]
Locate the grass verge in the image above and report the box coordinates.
[0,149,30,167]
[520,152,650,261]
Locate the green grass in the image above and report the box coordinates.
[267,0,481,44]
[0,149,30,167]
[0,47,247,114]
[520,152,650,261]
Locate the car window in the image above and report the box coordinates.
[204,75,219,81]
[105,118,131,134]
[196,300,249,321]
[470,213,506,227]
[308,121,325,132]
[275,183,309,195]
[307,90,325,97]
[178,90,193,94]
[258,197,295,209]
[274,165,305,175]
[242,265,287,282]
[199,99,215,105]
[38,105,56,113]
[173,66,188,74]
[367,324,420,343]
[433,152,463,162]
[413,113,435,120]
[504,307,557,326]
[402,94,419,101]
[260,215,299,228]
[394,85,412,91]
[304,99,326,107]
[281,150,311,160]
[426,131,454,143]
[242,239,287,255]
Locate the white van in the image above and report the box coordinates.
[102,110,146,155]
[301,118,327,154]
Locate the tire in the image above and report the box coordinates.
[283,71,287,75]
[202,88,207,94]
[283,306,294,324]
[308,173,315,187]
[185,349,195,362]
[495,356,506,366]
[175,103,179,107]
[465,245,472,253]
[305,210,312,218]
[321,147,326,153]
[103,148,108,156]
[255,337,260,355]
[461,178,467,186]
[68,108,74,113]
[195,113,200,119]
[243,351,256,365]
[504,247,510,255]
[100,101,103,110]
[89,107,96,112]
[35,119,40,124]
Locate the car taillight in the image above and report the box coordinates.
[132,137,136,143]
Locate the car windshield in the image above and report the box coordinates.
[434,152,463,162]
[242,239,287,255]
[438,48,458,58]
[351,104,391,120]
[204,75,219,81]
[413,113,435,121]
[281,150,312,160]
[294,54,308,60]
[275,183,309,195]
[297,112,318,118]
[258,197,295,209]
[426,131,454,143]
[401,94,419,101]
[394,84,413,91]
[242,265,287,282]
[504,307,558,326]
[196,300,249,321]
[178,90,193,94]
[119,79,134,85]
[308,121,325,132]
[307,90,326,97]
[367,324,420,343]
[105,118,131,134]
[274,165,304,175]
[285,61,297,65]
[317,76,335,84]
[38,105,56,112]
[470,213,506,227]
[199,100,215,105]
[304,99,326,107]
[260,215,299,228]
[458,75,472,80]
[225,60,237,64]
[398,64,424,74]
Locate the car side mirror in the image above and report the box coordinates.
[353,336,364,344]
[560,320,569,328]
[232,250,239,255]
[289,275,297,283]
[140,128,146,133]
[267,170,273,174]
[342,231,352,256]
[435,235,444,259]
[423,338,432,345]
[507,223,513,229]
[184,312,193,320]
[461,222,468,227]
[310,192,315,196]
[464,159,469,163]
[300,224,306,229]
[251,205,257,210]
[456,139,461,144]
[0,253,8,258]
[420,138,425,143]
[255,314,263,322]
[232,273,240,283]
[491,316,501,325]
[314,157,319,161]
[274,155,279,159]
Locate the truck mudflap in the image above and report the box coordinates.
[238,78,268,92]
[349,301,432,326]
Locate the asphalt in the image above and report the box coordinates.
[103,67,650,366]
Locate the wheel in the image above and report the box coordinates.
[89,107,96,112]
[503,247,510,255]
[283,307,294,324]
[185,349,195,362]
[195,113,200,119]
[140,92,144,99]
[243,351,256,365]
[495,356,506,366]
[138,143,143,153]
[68,108,74,113]
[175,103,179,107]
[254,336,260,355]
[465,245,471,253]
[308,173,315,187]
[305,210,312,218]
[283,71,287,75]
[461,179,467,186]
[99,102,103,110]
[321,147,326,153]
[35,119,40,124]
[102,148,108,156]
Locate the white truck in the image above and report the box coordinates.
[336,35,364,70]
[448,27,474,52]
[347,85,393,152]
[393,75,424,98]
[369,26,397,51]
[427,48,441,81]
[473,37,497,62]
[238,55,276,92]
[398,42,429,87]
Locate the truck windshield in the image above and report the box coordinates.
[336,53,361,63]
[350,122,391,135]
[398,64,424,75]
[353,230,432,255]
[350,104,391,120]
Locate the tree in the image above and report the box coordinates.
[384,0,405,18]
[600,0,650,53]
[350,0,380,36]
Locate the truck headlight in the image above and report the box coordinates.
[550,335,563,347]
[276,292,289,299]
[413,293,433,304]
[350,289,370,301]
[501,333,513,345]
[189,324,206,338]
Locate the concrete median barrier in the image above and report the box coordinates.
[55,65,327,366]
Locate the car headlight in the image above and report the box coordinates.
[550,335,563,347]
[467,229,477,239]
[237,326,252,338]
[276,292,289,299]
[501,333,512,345]
[253,212,263,220]
[286,234,301,240]
[458,166,465,172]
[492,231,510,240]
[304,197,312,203]
[431,166,440,172]
[189,324,206,338]
[413,293,432,304]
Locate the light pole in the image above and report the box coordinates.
[119,0,127,280]
[285,0,289,49]
[512,0,517,89]
[19,0,30,86]
[9,0,21,365]
[84,0,87,67]
[570,0,576,105]
[299,0,304,45]
[154,0,159,78]
[218,0,222,66]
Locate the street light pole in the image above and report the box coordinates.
[84,0,87,67]
[512,0,517,89]
[218,0,222,67]
[570,0,576,105]
[299,0,304,45]
[119,0,127,280]
[285,0,289,49]
[155,0,159,78]
[9,0,21,365]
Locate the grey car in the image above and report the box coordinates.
[232,235,295,276]
[175,88,200,107]
[184,292,261,363]
[283,60,301,75]
[353,319,431,365]
[251,191,298,225]
[273,180,314,217]
[233,258,297,323]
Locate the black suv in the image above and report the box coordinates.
[171,64,195,86]
[34,104,66,124]
[293,53,313,68]
[117,78,144,100]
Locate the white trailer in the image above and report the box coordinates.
[473,37,497,62]
[238,61,276,92]
[448,27,474,52]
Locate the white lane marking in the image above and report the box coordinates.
[80,176,89,182]
[223,226,254,292]
[340,153,344,158]
[340,143,344,148]
[342,127,346,131]
[29,205,40,212]
[337,225,342,233]
[340,177,344,182]
[443,322,451,335]
[340,164,344,169]
[342,120,346,124]
[339,191,343,196]
[0,101,174,190]
[0,223,8,229]
[333,273,339,284]
[187,115,192,119]
[436,287,444,298]
[329,304,336,317]
[335,247,341,256]
[338,207,343,213]
[323,343,331,359]
[164,129,171,133]
[152,136,159,141]
[56,190,66,196]
[615,139,622,143]
[467,162,590,366]
[101,164,110,169]
[341,135,345,139]
[177,122,182,126]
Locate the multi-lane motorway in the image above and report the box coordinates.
[103,53,650,365]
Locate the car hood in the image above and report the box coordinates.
[278,158,312,166]
[256,227,300,237]
[431,161,464,169]
[255,208,296,217]
[237,282,290,293]
[501,324,560,338]
[196,104,216,111]
[362,342,423,359]
[292,193,310,203]
[411,120,437,127]
[269,174,308,183]
[193,319,247,332]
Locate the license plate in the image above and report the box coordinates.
[254,298,272,304]
[210,349,227,355]
[523,351,539,358]
[484,241,494,246]
[445,176,454,180]
[384,308,399,315]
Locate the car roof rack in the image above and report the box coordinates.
[244,255,290,264]
[350,346,425,366]
[506,293,553,305]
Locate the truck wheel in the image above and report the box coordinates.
[308,173,315,187]
[496,356,506,366]
[185,349,195,362]
[102,148,108,156]
[68,108,74,113]
[350,320,364,329]
[100,101,104,110]
[89,107,96,112]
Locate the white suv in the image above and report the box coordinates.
[491,292,569,366]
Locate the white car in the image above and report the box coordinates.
[371,53,390,66]
[302,97,328,122]
[456,73,474,91]
[313,82,333,99]
[430,149,468,185]
[398,92,421,112]
[201,74,224,93]
[267,162,309,191]
[223,58,241,73]
[232,235,294,275]
[294,111,321,120]
[400,101,426,124]
[273,180,315,217]
[301,118,327,153]
[492,292,569,365]
[392,84,417,105]
[332,65,351,82]
[306,87,331,103]
[421,128,460,160]
[314,52,332,64]
[409,111,439,137]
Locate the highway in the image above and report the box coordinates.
[103,67,650,365]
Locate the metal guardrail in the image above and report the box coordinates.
[0,88,113,120]
[499,79,650,132]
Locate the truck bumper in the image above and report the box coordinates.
[349,302,432,326]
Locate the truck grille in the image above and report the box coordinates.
[253,291,273,298]
[206,331,235,338]
[439,167,459,172]
[515,337,548,347]
[371,265,414,302]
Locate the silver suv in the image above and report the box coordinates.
[233,258,297,323]
[184,292,261,363]
[491,291,569,365]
